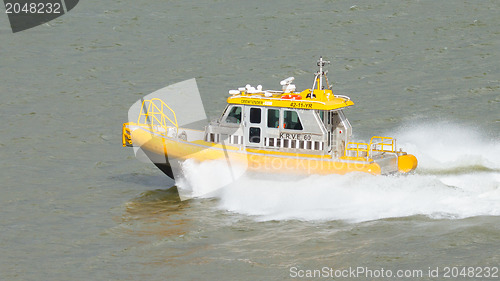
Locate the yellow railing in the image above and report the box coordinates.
[137,98,178,131]
[345,136,395,159]
[122,99,178,147]
[122,123,133,147]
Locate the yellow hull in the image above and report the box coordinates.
[129,127,390,176]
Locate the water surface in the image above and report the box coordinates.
[1,0,499,280]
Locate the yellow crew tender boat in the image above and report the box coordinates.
[122,58,417,181]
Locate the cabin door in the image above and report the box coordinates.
[244,106,264,147]
[320,110,342,156]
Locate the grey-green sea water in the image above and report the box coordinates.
[1,0,499,280]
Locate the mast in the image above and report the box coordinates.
[312,56,331,90]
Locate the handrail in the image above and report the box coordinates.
[369,136,395,154]
[228,94,327,105]
[344,142,369,158]
[137,98,178,133]
[344,136,395,159]
[334,94,351,101]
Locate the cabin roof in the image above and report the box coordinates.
[227,57,354,111]
[227,89,354,110]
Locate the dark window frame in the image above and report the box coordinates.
[250,107,261,124]
[283,110,303,130]
[224,106,242,124]
[267,108,280,128]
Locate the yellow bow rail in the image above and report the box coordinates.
[345,136,396,160]
[122,98,179,147]
[137,98,178,130]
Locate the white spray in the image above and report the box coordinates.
[179,122,500,222]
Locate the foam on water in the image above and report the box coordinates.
[179,122,500,222]
[219,172,500,222]
[175,158,247,199]
[395,121,500,172]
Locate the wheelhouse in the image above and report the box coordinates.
[204,57,358,158]
[206,103,352,157]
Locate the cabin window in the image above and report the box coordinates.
[268,138,274,147]
[299,140,305,149]
[306,141,312,150]
[225,106,242,124]
[283,110,303,130]
[283,139,290,148]
[249,127,261,143]
[267,109,279,128]
[331,112,340,127]
[316,110,328,128]
[250,108,261,124]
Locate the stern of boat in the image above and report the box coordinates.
[343,136,417,174]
